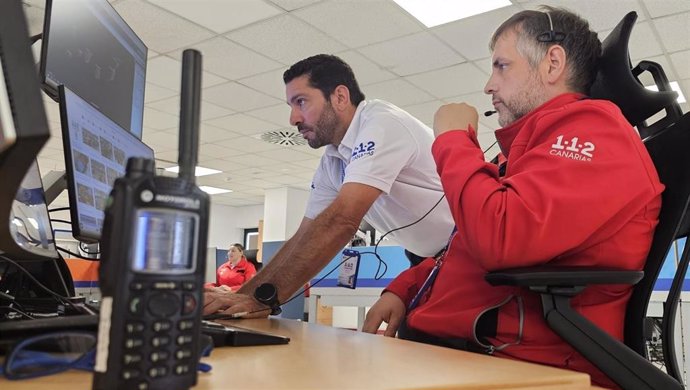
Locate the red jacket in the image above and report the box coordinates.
[386,93,663,388]
[209,257,256,292]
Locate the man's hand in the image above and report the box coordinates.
[433,103,479,138]
[202,290,270,318]
[362,292,406,337]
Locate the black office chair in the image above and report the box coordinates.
[244,249,262,271]
[485,11,689,390]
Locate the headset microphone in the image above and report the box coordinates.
[484,110,497,117]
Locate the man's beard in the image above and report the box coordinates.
[498,72,547,127]
[303,103,339,149]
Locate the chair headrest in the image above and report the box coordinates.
[589,11,678,128]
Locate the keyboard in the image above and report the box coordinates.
[0,315,289,348]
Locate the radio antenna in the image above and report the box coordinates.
[178,49,202,184]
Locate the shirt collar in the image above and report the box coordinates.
[495,93,584,157]
[323,100,368,163]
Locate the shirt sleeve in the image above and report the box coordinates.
[344,113,418,194]
[304,158,339,219]
[433,105,660,271]
[385,258,437,306]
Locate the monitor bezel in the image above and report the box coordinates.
[39,0,148,139]
[58,85,154,243]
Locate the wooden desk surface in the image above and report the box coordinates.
[1,318,591,389]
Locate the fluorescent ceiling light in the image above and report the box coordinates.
[645,81,686,104]
[164,165,222,177]
[393,0,511,28]
[199,186,232,195]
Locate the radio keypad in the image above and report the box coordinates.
[121,279,198,382]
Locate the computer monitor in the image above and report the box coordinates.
[40,0,147,139]
[0,1,73,304]
[59,85,154,243]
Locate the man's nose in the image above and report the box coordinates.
[289,108,302,126]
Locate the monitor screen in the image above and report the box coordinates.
[40,0,147,139]
[59,86,154,243]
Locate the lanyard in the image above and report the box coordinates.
[340,159,346,184]
[407,227,457,311]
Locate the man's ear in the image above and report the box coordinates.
[331,85,351,111]
[543,44,567,84]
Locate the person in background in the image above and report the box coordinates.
[362,7,663,389]
[204,243,256,292]
[203,54,454,318]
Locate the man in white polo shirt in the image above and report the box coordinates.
[203,54,454,318]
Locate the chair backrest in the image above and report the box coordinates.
[244,249,262,271]
[589,11,680,137]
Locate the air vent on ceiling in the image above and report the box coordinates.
[260,130,307,146]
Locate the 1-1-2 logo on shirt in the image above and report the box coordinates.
[550,135,595,161]
[352,141,376,161]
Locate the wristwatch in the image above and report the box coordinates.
[254,283,282,316]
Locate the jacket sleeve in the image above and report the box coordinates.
[432,105,659,271]
[384,258,437,306]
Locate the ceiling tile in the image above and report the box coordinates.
[223,153,282,167]
[402,100,445,127]
[520,0,647,31]
[205,113,283,136]
[246,104,292,127]
[254,148,316,162]
[239,69,288,100]
[364,79,434,107]
[217,136,284,154]
[358,32,465,76]
[335,50,397,86]
[196,158,250,172]
[600,21,662,60]
[406,63,488,98]
[199,123,245,143]
[148,96,234,120]
[473,57,492,75]
[203,82,282,112]
[146,56,226,92]
[268,0,322,12]
[148,0,283,34]
[226,14,346,65]
[293,0,423,48]
[144,83,178,103]
[654,12,690,53]
[114,0,214,53]
[143,107,178,131]
[670,50,690,80]
[433,5,519,61]
[172,37,283,80]
[143,128,179,151]
[643,0,690,18]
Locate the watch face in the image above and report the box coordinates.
[255,283,277,303]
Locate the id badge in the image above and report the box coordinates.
[337,249,361,289]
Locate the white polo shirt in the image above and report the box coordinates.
[305,100,454,257]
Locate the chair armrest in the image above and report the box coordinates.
[485,265,643,289]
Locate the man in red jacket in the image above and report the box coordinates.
[362,6,663,389]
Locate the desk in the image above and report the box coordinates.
[308,287,383,329]
[0,318,591,389]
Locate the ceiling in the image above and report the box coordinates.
[22,0,690,207]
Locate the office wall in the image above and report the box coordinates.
[207,203,263,248]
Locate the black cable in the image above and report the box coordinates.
[48,207,71,213]
[56,246,98,261]
[0,254,79,312]
[50,219,72,225]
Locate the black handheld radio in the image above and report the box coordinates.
[93,49,209,390]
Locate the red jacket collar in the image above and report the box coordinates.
[495,93,584,158]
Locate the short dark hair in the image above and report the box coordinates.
[489,6,601,94]
[283,54,365,106]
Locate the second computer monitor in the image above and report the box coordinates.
[59,86,154,243]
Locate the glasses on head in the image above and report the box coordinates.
[0,331,96,380]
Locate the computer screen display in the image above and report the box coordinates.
[59,86,154,243]
[40,0,147,139]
